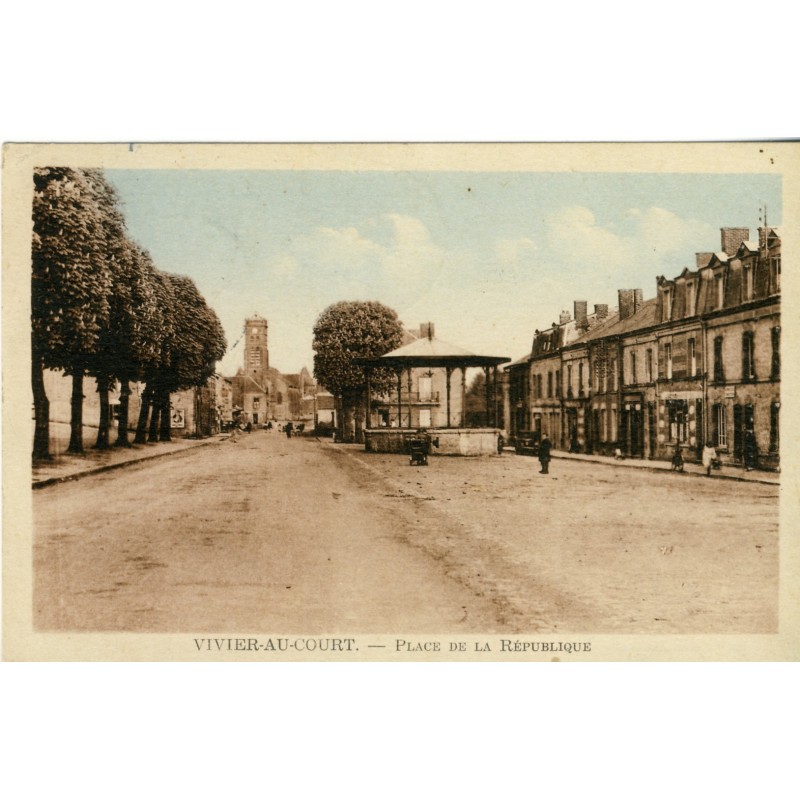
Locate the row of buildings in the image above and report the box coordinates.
[502,225,781,469]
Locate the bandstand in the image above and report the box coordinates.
[357,328,509,456]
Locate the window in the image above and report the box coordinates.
[771,326,780,380]
[418,375,432,401]
[578,362,584,396]
[665,343,673,380]
[773,256,781,291]
[744,265,753,301]
[249,348,261,369]
[687,282,696,316]
[716,274,725,309]
[610,358,617,391]
[689,338,696,377]
[547,371,553,398]
[664,287,672,319]
[555,369,561,398]
[567,365,573,398]
[770,403,780,453]
[742,331,755,381]
[713,336,724,382]
[714,403,728,448]
[646,349,653,383]
[629,351,636,385]
[667,400,688,442]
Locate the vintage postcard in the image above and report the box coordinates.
[3,142,798,661]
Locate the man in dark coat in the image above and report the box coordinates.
[538,433,552,474]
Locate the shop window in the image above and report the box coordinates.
[713,403,727,448]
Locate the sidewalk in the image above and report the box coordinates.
[541,449,780,486]
[32,425,230,489]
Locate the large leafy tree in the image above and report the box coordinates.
[312,300,403,440]
[32,167,113,458]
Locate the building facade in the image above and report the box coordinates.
[503,225,781,470]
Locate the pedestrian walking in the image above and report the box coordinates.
[671,443,684,472]
[702,440,718,477]
[538,433,551,474]
[285,421,294,439]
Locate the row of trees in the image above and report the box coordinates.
[32,167,226,460]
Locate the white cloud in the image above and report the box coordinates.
[546,204,715,280]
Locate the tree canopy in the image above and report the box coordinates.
[312,300,404,398]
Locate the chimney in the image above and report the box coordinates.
[594,303,609,320]
[618,289,635,320]
[559,310,572,325]
[420,322,435,340]
[574,300,588,329]
[634,288,643,313]
[720,227,749,256]
[696,252,714,269]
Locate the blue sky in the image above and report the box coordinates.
[106,170,781,375]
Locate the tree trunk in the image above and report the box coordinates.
[134,385,152,444]
[95,378,111,449]
[31,348,51,460]
[115,378,132,447]
[148,392,161,442]
[159,387,172,441]
[67,365,85,454]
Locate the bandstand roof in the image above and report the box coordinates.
[359,334,509,369]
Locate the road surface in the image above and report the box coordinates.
[33,432,779,634]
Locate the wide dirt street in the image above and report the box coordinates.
[33,432,779,634]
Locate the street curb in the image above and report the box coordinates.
[547,452,779,486]
[32,436,229,490]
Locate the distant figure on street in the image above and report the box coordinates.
[702,440,718,477]
[614,444,624,460]
[266,420,273,432]
[538,433,551,474]
[744,429,758,471]
[671,443,684,472]
[285,421,294,439]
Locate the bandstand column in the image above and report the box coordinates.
[395,369,403,427]
[460,366,467,427]
[365,368,372,428]
[446,367,453,428]
[406,368,413,429]
[484,366,491,427]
